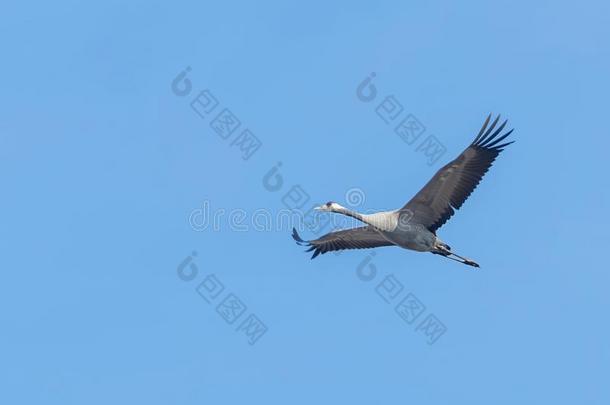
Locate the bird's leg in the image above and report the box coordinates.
[432,248,480,268]
[447,251,480,268]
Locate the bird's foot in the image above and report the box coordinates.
[464,259,480,268]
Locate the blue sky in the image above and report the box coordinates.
[1,0,609,404]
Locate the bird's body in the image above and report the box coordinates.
[292,114,515,268]
[359,211,439,251]
[382,222,439,252]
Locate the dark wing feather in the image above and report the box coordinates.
[402,114,514,233]
[292,226,394,259]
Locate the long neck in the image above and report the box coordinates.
[334,207,365,223]
[334,207,397,231]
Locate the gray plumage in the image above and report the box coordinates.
[292,114,515,268]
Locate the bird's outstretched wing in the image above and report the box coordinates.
[292,226,394,259]
[402,114,514,233]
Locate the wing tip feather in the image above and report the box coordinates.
[472,114,515,151]
[292,227,307,245]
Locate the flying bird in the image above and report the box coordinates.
[292,114,514,268]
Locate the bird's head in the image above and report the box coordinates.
[314,201,345,213]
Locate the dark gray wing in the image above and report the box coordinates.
[402,114,514,233]
[292,226,394,259]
